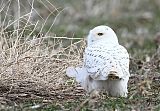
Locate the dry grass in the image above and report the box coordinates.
[0,1,86,110]
[0,26,87,110]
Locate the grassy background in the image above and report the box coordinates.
[0,0,160,110]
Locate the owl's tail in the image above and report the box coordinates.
[108,67,120,80]
[108,71,119,80]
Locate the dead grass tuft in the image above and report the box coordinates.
[0,33,86,99]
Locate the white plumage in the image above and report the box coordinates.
[66,25,130,97]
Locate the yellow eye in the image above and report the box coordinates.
[97,33,103,36]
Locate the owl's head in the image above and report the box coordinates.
[87,25,119,46]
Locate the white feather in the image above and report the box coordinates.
[66,25,130,97]
[66,67,77,77]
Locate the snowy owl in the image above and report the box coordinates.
[66,25,130,97]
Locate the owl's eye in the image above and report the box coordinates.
[97,33,103,36]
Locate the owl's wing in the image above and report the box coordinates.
[111,45,130,78]
[84,44,130,80]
